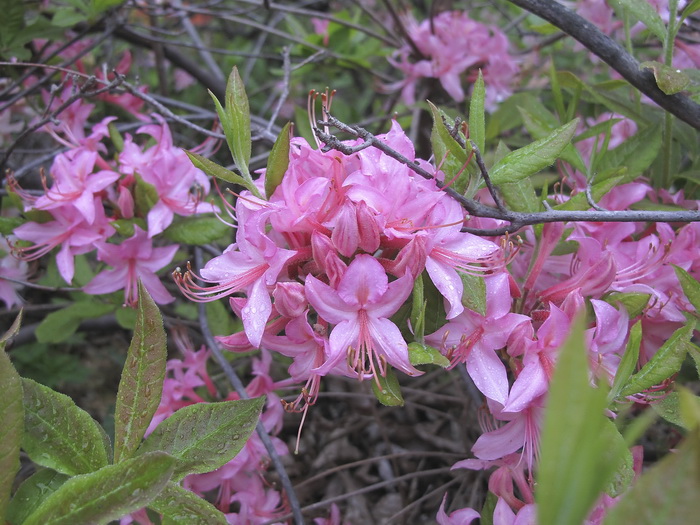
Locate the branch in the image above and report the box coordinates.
[193,248,305,525]
[315,115,700,236]
[507,0,700,130]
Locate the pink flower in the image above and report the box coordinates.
[175,195,297,348]
[437,495,480,525]
[83,225,178,305]
[388,11,518,109]
[13,202,115,284]
[305,254,420,379]
[34,149,119,225]
[119,118,216,237]
[0,237,28,309]
[427,273,530,406]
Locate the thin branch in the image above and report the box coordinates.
[193,248,305,525]
[265,46,291,134]
[269,467,453,523]
[315,114,700,236]
[1,76,121,174]
[507,0,700,130]
[173,0,225,83]
[469,139,507,213]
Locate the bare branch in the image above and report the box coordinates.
[194,248,305,525]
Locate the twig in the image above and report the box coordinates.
[193,248,305,525]
[268,467,453,524]
[469,140,507,213]
[315,114,700,236]
[1,76,121,175]
[265,47,291,134]
[585,174,607,211]
[507,0,700,130]
[173,0,225,83]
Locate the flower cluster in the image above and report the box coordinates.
[9,105,215,305]
[387,11,519,110]
[435,114,700,521]
[175,121,504,409]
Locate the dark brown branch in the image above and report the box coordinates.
[113,24,227,100]
[507,0,700,130]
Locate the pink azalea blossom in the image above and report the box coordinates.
[34,149,119,225]
[83,225,177,305]
[0,237,28,309]
[305,254,420,379]
[13,202,115,284]
[426,273,530,406]
[388,11,518,110]
[437,495,480,525]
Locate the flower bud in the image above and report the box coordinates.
[273,281,307,318]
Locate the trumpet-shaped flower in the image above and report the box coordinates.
[305,254,420,379]
[83,226,178,305]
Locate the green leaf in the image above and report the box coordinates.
[652,391,685,427]
[407,342,450,367]
[0,216,24,235]
[90,0,124,13]
[0,0,24,47]
[149,482,228,525]
[225,67,251,179]
[428,102,475,196]
[518,105,587,175]
[603,430,700,525]
[36,300,115,344]
[554,174,624,211]
[108,121,124,152]
[681,0,700,21]
[679,387,700,430]
[164,215,230,245]
[422,271,449,334]
[641,61,691,95]
[498,177,540,213]
[371,370,404,406]
[602,419,634,497]
[6,469,69,525]
[264,122,292,199]
[610,0,667,41]
[134,174,159,216]
[609,322,642,404]
[458,271,487,316]
[410,273,426,341]
[114,282,167,463]
[469,70,486,154]
[51,7,87,27]
[205,299,235,337]
[603,293,651,318]
[22,451,176,525]
[136,397,264,481]
[490,119,579,185]
[537,316,625,525]
[0,321,23,522]
[185,151,251,189]
[21,378,109,476]
[596,125,662,181]
[619,323,694,397]
[674,265,700,313]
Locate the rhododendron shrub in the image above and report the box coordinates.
[2,1,700,524]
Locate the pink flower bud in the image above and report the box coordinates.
[272,281,307,318]
[331,202,359,257]
[356,200,380,254]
